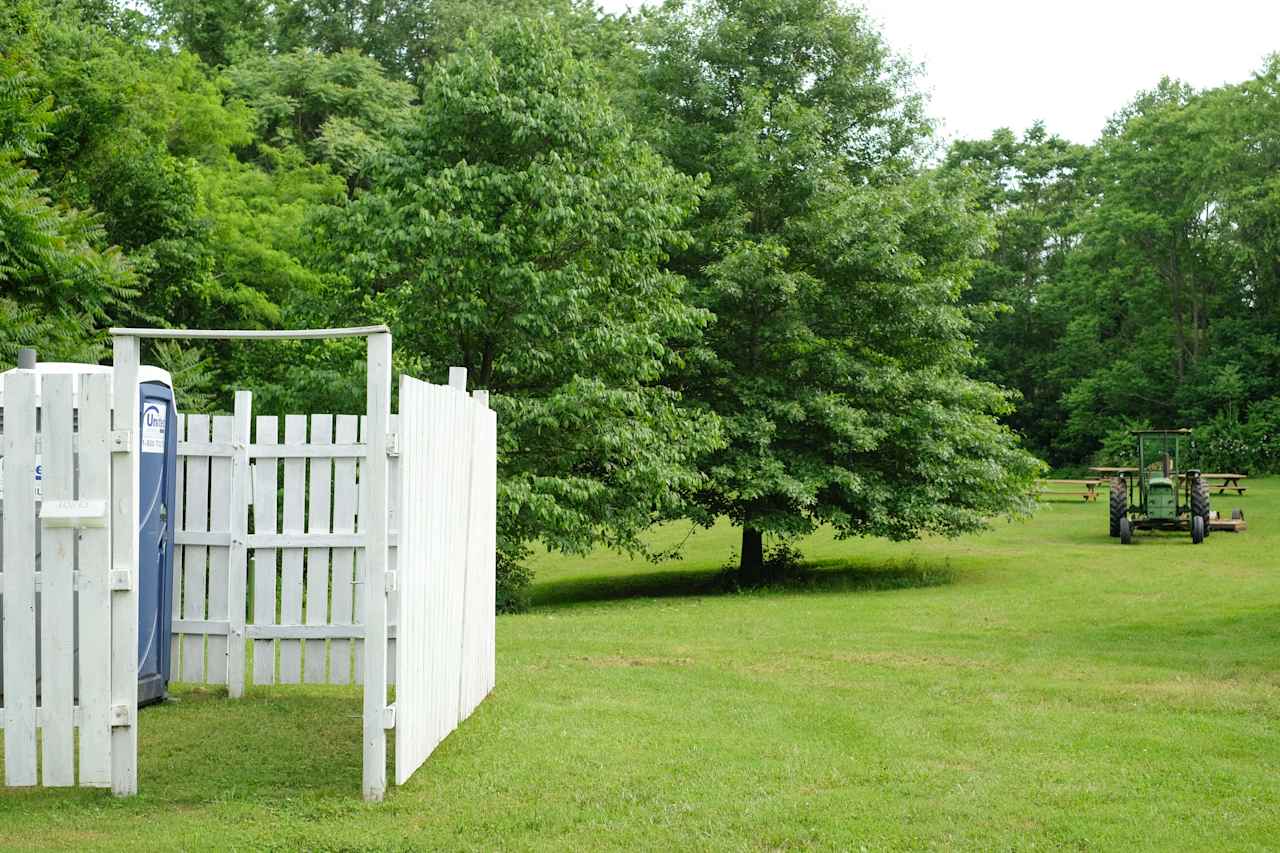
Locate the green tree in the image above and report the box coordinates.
[941,124,1088,461]
[221,49,414,188]
[0,18,136,362]
[325,20,721,602]
[641,0,1040,580]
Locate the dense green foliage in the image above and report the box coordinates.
[0,34,135,362]
[6,0,1274,603]
[945,61,1280,473]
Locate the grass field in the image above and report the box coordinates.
[2,482,1278,850]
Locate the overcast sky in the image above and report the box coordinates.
[600,0,1280,144]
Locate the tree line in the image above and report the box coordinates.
[2,0,1274,608]
[942,68,1280,475]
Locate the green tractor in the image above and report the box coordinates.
[1107,429,1211,545]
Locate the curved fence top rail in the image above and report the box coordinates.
[108,326,390,341]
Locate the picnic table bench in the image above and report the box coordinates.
[1200,473,1248,495]
[1089,467,1248,496]
[1036,479,1104,501]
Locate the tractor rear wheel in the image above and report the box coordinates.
[1191,514,1205,544]
[1191,476,1211,538]
[1109,478,1127,537]
[1120,517,1132,545]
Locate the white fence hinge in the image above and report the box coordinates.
[109,704,134,728]
[382,704,396,730]
[386,432,400,457]
[109,567,133,591]
[384,571,398,594]
[110,430,134,453]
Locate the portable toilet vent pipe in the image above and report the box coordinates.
[0,356,178,708]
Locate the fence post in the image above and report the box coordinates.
[363,332,392,801]
[110,334,141,796]
[227,391,252,698]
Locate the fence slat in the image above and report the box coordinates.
[3,370,39,785]
[227,392,251,698]
[78,373,114,786]
[205,416,233,686]
[354,415,367,687]
[251,416,279,685]
[387,412,399,685]
[279,415,307,683]
[460,393,485,722]
[305,415,333,683]
[171,414,186,677]
[330,415,359,684]
[181,414,211,683]
[38,373,76,785]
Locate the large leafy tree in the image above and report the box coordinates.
[325,20,721,599]
[641,0,1040,580]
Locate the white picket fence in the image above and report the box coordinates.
[170,408,401,688]
[1,327,493,801]
[0,353,142,794]
[394,374,496,784]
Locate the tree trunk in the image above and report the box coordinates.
[739,526,764,585]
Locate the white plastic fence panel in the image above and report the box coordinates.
[177,410,384,689]
[393,375,496,787]
[2,367,130,791]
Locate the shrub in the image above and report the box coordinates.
[496,553,534,614]
[1192,414,1259,473]
[1245,397,1280,473]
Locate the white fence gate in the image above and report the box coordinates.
[0,343,143,795]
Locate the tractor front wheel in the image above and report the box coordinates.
[1191,515,1205,544]
[1109,477,1127,537]
[1120,517,1132,545]
[1191,476,1211,539]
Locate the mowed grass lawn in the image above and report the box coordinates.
[3,482,1278,850]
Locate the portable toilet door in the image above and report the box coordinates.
[136,373,177,706]
[0,360,178,707]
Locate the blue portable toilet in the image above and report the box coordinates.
[0,359,178,707]
[136,373,178,706]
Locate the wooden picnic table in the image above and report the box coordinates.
[1036,478,1104,501]
[1200,473,1248,495]
[1090,467,1249,496]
